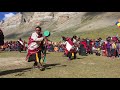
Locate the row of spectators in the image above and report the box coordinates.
[2,38,27,52]
[2,35,120,60]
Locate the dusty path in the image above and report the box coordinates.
[0,56,31,70]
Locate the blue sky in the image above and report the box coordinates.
[0,12,18,21]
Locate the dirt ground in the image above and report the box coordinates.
[1,51,120,78]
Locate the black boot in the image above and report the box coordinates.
[37,63,45,71]
[32,62,38,69]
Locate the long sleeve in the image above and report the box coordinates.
[31,32,44,42]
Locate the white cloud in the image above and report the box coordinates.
[3,13,15,20]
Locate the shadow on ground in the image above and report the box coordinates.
[0,67,31,76]
[44,63,67,69]
[76,57,86,59]
[0,63,67,76]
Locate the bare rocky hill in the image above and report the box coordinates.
[0,12,120,39]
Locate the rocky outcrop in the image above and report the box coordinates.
[1,12,120,38]
[20,12,34,24]
[2,13,22,28]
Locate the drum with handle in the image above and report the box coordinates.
[42,30,50,63]
[43,30,50,37]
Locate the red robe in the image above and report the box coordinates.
[26,34,43,61]
[64,37,75,55]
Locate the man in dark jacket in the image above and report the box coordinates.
[0,29,4,49]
